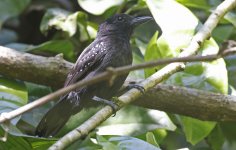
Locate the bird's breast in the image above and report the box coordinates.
[104,38,133,68]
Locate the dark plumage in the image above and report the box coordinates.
[35,14,152,137]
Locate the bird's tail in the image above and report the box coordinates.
[35,97,74,137]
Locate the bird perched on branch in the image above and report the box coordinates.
[35,14,152,137]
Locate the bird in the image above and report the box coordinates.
[35,14,152,137]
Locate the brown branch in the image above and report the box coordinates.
[0,44,235,88]
[134,84,236,121]
[0,46,73,88]
[0,46,235,124]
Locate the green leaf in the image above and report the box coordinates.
[144,32,160,77]
[96,135,161,150]
[225,55,236,89]
[68,133,101,150]
[27,138,56,150]
[146,132,159,147]
[97,106,176,136]
[5,40,76,62]
[96,135,118,150]
[128,48,145,79]
[224,12,236,28]
[18,82,52,133]
[176,0,210,10]
[207,125,225,150]
[0,0,30,28]
[147,0,198,34]
[166,38,228,94]
[0,128,32,150]
[181,116,216,145]
[146,0,198,59]
[28,40,76,62]
[220,122,236,142]
[212,25,234,43]
[40,8,88,37]
[146,0,228,94]
[0,77,28,125]
[78,0,124,15]
[125,0,147,14]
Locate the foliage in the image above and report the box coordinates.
[0,0,236,149]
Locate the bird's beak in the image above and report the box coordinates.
[131,16,153,27]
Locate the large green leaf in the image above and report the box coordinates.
[18,82,52,134]
[181,116,216,145]
[0,128,32,150]
[5,40,77,62]
[28,40,76,62]
[147,0,228,94]
[146,0,228,146]
[40,8,96,41]
[0,79,34,148]
[0,77,28,125]
[41,8,79,36]
[78,0,124,15]
[0,0,30,28]
[166,38,228,94]
[146,0,198,60]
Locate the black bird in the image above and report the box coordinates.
[35,14,152,137]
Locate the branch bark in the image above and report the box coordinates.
[0,46,72,88]
[134,84,236,122]
[1,47,236,124]
[0,45,235,88]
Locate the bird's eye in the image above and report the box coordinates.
[117,16,124,22]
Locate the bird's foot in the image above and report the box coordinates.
[92,96,118,116]
[68,91,80,105]
[126,83,145,94]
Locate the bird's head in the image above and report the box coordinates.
[97,14,152,38]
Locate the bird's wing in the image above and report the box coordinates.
[64,40,107,87]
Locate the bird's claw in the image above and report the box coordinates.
[92,96,118,116]
[127,84,145,94]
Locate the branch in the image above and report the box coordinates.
[0,45,235,88]
[0,45,235,124]
[49,0,236,149]
[134,84,236,121]
[0,46,73,88]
